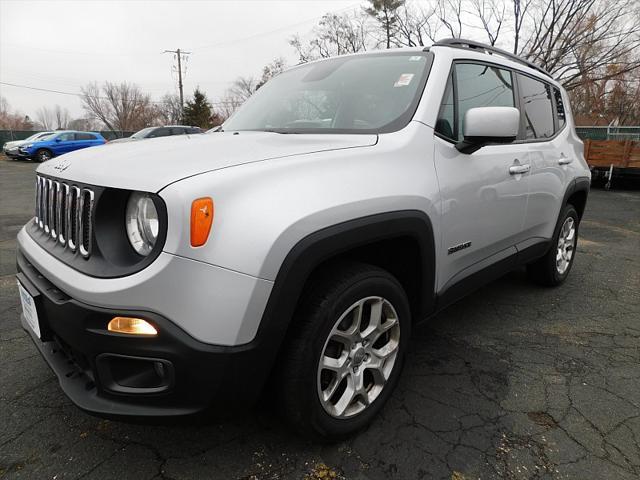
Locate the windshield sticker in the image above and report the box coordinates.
[394,73,414,87]
[409,56,423,61]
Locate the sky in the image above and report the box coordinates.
[0,0,361,120]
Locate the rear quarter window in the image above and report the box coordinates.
[553,87,566,131]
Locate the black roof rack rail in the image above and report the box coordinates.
[432,38,552,78]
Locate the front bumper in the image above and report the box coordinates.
[3,146,27,159]
[16,249,272,418]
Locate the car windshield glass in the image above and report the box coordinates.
[36,133,55,141]
[223,52,432,134]
[131,127,155,139]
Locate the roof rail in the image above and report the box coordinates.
[432,38,552,78]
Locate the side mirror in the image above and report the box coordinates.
[55,138,62,143]
[456,106,520,154]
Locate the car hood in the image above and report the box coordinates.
[4,139,28,149]
[36,131,378,192]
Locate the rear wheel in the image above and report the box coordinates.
[277,262,411,440]
[35,149,53,163]
[527,204,579,286]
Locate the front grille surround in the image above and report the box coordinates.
[35,175,94,258]
[28,175,167,278]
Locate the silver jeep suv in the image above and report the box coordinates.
[16,39,590,439]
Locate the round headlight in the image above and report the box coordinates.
[125,192,159,256]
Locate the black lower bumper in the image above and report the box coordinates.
[16,249,269,419]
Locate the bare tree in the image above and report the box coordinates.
[512,0,534,54]
[36,107,55,130]
[156,93,183,125]
[290,12,371,62]
[68,117,101,131]
[229,77,258,103]
[256,57,286,90]
[471,0,506,46]
[0,97,34,130]
[436,0,465,38]
[215,96,244,120]
[518,0,640,90]
[81,82,156,132]
[0,96,9,119]
[37,105,70,130]
[395,3,439,46]
[54,105,70,130]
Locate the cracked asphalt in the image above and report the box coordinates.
[1,156,639,480]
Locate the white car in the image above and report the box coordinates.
[16,39,590,439]
[3,131,53,159]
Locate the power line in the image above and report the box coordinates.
[190,3,361,51]
[0,81,239,107]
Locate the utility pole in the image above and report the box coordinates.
[163,48,191,111]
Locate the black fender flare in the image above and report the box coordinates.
[562,176,590,218]
[249,210,436,375]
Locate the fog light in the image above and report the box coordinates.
[153,361,166,379]
[108,317,158,336]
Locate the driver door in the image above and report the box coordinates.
[433,62,530,292]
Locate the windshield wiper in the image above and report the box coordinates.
[262,129,299,134]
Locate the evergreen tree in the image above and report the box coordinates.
[182,88,213,128]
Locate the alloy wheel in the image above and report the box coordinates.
[317,296,401,418]
[556,217,576,274]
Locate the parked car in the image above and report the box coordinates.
[16,39,590,440]
[3,131,53,159]
[17,131,106,162]
[109,125,203,144]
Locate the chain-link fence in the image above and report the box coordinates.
[1,130,135,149]
[576,126,640,141]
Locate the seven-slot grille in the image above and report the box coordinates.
[34,175,95,258]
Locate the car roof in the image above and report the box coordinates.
[284,39,555,86]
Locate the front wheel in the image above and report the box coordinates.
[527,204,579,286]
[277,262,411,440]
[35,149,53,163]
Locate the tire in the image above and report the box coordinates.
[35,149,53,163]
[276,262,411,440]
[527,204,579,286]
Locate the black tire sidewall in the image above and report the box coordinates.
[291,269,411,439]
[36,149,52,162]
[549,205,579,283]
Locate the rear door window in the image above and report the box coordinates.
[148,128,171,138]
[517,74,554,139]
[75,133,96,140]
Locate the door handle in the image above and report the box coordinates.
[509,164,530,175]
[558,155,573,165]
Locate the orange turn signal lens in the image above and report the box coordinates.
[190,197,214,247]
[108,317,158,336]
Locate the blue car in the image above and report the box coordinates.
[18,131,106,162]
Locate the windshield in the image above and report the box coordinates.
[131,127,155,139]
[223,51,433,134]
[36,133,56,141]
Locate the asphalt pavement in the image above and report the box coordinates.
[1,156,639,479]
